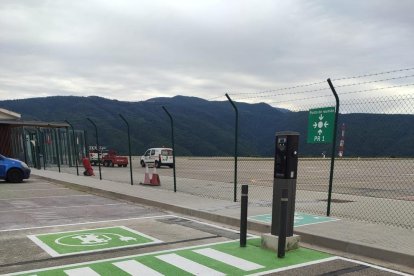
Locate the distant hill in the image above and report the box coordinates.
[1,96,413,157]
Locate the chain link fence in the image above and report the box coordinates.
[31,69,414,230]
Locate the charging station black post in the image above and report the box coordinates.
[271,131,300,238]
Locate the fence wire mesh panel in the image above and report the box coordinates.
[228,69,414,229]
[331,95,414,229]
[229,81,337,215]
[21,68,413,230]
[170,101,235,200]
[325,70,414,229]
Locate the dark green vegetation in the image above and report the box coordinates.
[1,96,413,157]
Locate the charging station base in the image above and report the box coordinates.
[261,233,300,252]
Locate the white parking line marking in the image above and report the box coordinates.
[156,253,225,275]
[247,257,339,276]
[113,260,163,276]
[1,188,69,192]
[0,203,126,213]
[193,248,264,271]
[0,195,92,201]
[336,257,412,276]
[0,215,174,232]
[64,267,100,276]
[27,235,60,257]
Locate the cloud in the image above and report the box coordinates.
[0,0,413,107]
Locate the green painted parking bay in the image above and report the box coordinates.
[11,238,332,275]
[249,212,339,227]
[28,226,162,257]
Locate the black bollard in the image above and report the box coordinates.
[278,188,288,258]
[240,184,248,247]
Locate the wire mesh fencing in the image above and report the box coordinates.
[29,67,414,229]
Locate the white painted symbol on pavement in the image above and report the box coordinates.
[72,234,111,245]
[55,233,137,247]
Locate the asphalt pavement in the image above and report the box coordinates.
[23,169,414,275]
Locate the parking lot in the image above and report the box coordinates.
[54,157,414,200]
[49,157,414,229]
[0,176,409,275]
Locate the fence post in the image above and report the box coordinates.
[35,128,41,170]
[22,127,28,164]
[65,120,79,176]
[225,93,238,202]
[87,118,102,180]
[326,78,340,216]
[119,114,133,185]
[83,129,88,156]
[53,128,61,173]
[162,106,176,192]
[65,126,72,167]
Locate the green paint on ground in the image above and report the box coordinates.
[249,212,338,227]
[28,226,161,256]
[13,238,332,275]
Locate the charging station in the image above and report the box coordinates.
[271,131,299,237]
[262,131,300,254]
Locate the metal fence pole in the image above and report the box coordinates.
[22,127,28,164]
[162,106,176,192]
[65,120,79,176]
[87,118,102,180]
[40,129,46,170]
[53,128,61,173]
[225,93,239,202]
[119,114,133,185]
[326,78,340,216]
[57,129,64,165]
[83,130,88,157]
[65,127,72,167]
[35,128,41,169]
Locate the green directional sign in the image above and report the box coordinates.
[28,226,162,257]
[307,107,336,144]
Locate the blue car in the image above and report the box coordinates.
[0,154,31,183]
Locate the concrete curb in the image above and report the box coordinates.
[36,175,413,270]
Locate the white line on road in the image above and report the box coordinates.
[0,203,127,213]
[64,267,100,276]
[0,188,69,192]
[193,248,264,271]
[0,215,174,232]
[0,194,92,201]
[113,260,163,276]
[336,257,412,276]
[247,257,339,276]
[156,253,225,275]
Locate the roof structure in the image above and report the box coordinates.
[0,108,68,128]
[0,108,21,120]
[0,120,69,128]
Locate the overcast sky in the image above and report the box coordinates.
[0,0,413,108]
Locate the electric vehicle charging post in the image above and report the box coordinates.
[262,131,300,255]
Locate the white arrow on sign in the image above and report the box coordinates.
[319,114,324,120]
[318,129,323,135]
[324,121,329,128]
[313,122,318,128]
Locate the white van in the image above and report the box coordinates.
[140,148,174,168]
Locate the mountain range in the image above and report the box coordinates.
[1,96,413,157]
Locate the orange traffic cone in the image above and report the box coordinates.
[150,166,161,186]
[140,165,152,185]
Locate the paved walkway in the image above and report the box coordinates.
[31,170,414,274]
